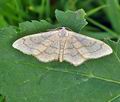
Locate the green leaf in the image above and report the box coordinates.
[106,0,120,34]
[55,9,88,32]
[0,21,120,102]
[19,20,53,35]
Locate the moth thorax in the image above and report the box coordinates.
[59,27,69,37]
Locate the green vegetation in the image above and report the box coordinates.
[0,0,120,102]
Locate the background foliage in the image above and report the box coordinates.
[0,0,120,39]
[0,0,120,102]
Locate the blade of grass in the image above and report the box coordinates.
[13,0,26,21]
[81,31,116,39]
[81,0,94,7]
[65,0,77,10]
[45,0,50,18]
[86,17,118,37]
[106,0,120,34]
[0,15,8,28]
[86,5,106,16]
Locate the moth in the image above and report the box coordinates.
[12,27,112,66]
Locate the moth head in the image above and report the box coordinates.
[59,27,69,37]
